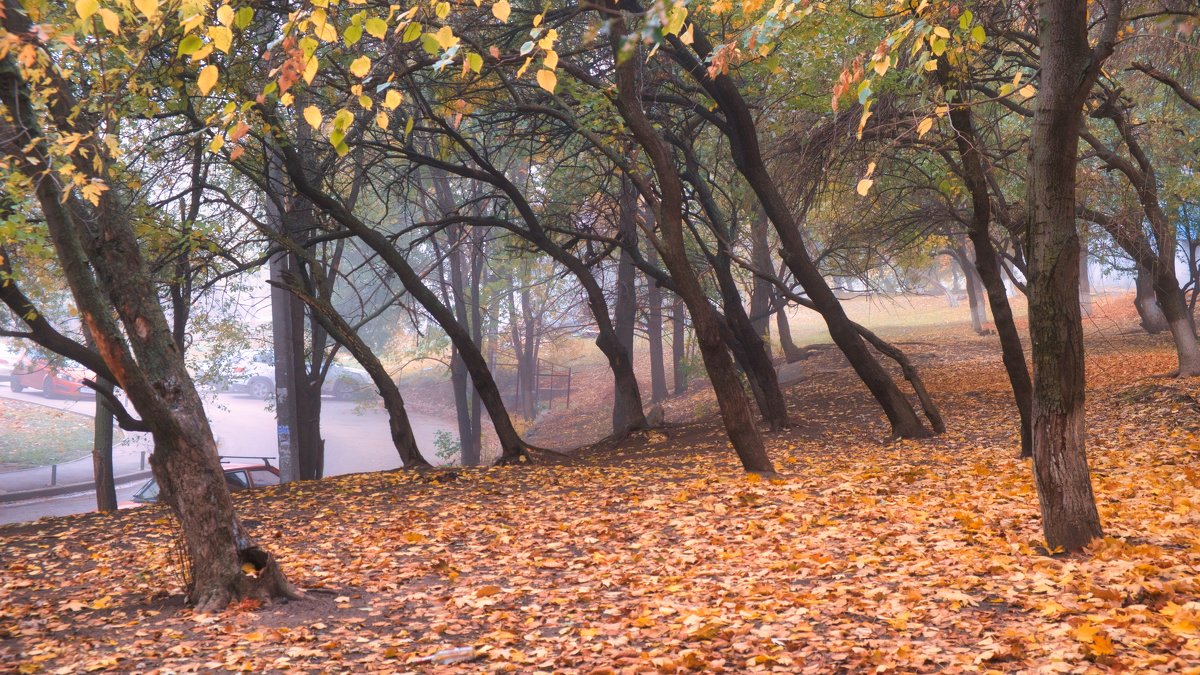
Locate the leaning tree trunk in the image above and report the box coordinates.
[0,48,299,611]
[609,19,774,474]
[1153,277,1200,376]
[274,274,430,468]
[1024,0,1112,552]
[660,22,930,439]
[940,66,1035,459]
[270,138,528,464]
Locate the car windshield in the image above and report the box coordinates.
[131,478,160,503]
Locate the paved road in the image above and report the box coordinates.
[0,390,457,525]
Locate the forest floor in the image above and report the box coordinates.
[2,294,1199,673]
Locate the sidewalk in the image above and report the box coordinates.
[0,390,155,503]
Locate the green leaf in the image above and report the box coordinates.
[365,18,388,39]
[466,52,483,74]
[177,35,204,57]
[402,22,422,43]
[234,6,254,29]
[958,10,973,30]
[971,25,986,44]
[343,24,362,46]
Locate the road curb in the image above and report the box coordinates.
[0,470,153,504]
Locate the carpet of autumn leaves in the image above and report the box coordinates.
[2,301,1200,673]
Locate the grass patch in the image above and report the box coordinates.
[0,397,102,468]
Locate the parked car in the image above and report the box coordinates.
[0,340,26,380]
[229,349,374,400]
[122,458,281,508]
[9,357,96,399]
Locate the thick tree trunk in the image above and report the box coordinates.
[940,69,1035,459]
[672,296,688,394]
[610,22,773,473]
[748,207,774,340]
[646,245,669,403]
[1135,264,1169,334]
[612,176,646,434]
[1154,279,1200,376]
[1024,0,1112,551]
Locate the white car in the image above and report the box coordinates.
[230,349,373,400]
[0,340,26,380]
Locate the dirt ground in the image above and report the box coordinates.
[1,292,1198,673]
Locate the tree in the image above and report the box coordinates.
[1023,0,1119,551]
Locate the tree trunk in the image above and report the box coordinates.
[713,247,789,430]
[612,176,644,433]
[672,296,688,394]
[271,142,528,464]
[748,207,773,339]
[275,274,430,468]
[1154,278,1200,376]
[662,25,929,439]
[1135,263,1169,334]
[646,245,669,403]
[775,295,807,363]
[1024,0,1112,551]
[92,376,117,514]
[1079,239,1093,317]
[0,85,299,613]
[939,68,1035,459]
[609,23,774,474]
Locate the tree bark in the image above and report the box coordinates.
[1024,0,1113,551]
[613,176,642,432]
[775,294,807,363]
[1135,263,1169,334]
[609,19,774,473]
[92,376,118,513]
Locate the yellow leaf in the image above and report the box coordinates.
[923,59,938,71]
[916,117,933,138]
[865,160,876,178]
[680,23,694,45]
[91,595,113,610]
[303,57,319,84]
[98,8,120,33]
[492,0,510,21]
[209,134,224,152]
[433,25,458,50]
[197,64,218,95]
[403,531,428,543]
[1018,83,1036,99]
[303,106,323,130]
[856,178,874,196]
[542,50,558,70]
[216,4,234,26]
[350,55,371,78]
[241,562,259,578]
[383,89,402,109]
[208,25,232,53]
[873,57,889,77]
[536,68,557,93]
[933,26,950,39]
[75,0,99,21]
[133,0,158,18]
[365,18,387,39]
[1090,633,1115,656]
[375,111,389,129]
[1073,622,1101,643]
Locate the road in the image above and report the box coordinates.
[0,389,456,525]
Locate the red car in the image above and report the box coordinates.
[122,458,281,508]
[9,358,97,399]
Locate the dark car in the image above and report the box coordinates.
[122,458,281,508]
[10,358,96,399]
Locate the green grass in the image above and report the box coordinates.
[0,397,104,468]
